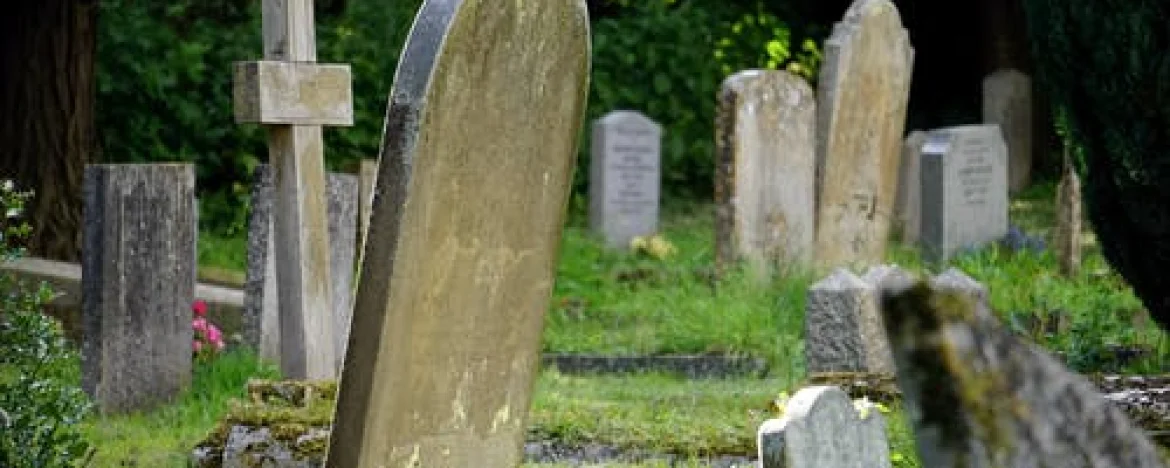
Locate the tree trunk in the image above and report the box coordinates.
[0,1,98,262]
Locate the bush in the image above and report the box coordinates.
[0,182,94,467]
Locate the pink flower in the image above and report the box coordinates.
[193,340,203,352]
[192,300,208,317]
[206,324,223,344]
[192,317,208,334]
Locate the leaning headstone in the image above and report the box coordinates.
[876,275,1166,468]
[983,68,1032,194]
[893,130,926,244]
[325,2,590,467]
[919,124,1009,262]
[757,385,890,468]
[1054,148,1082,277]
[715,69,816,277]
[243,164,359,371]
[590,110,662,249]
[814,0,914,270]
[805,268,894,375]
[82,164,196,413]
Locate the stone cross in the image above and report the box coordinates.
[876,274,1167,467]
[232,0,354,379]
[325,1,591,467]
[81,164,196,414]
[715,69,816,279]
[919,124,1009,262]
[814,0,913,271]
[757,385,891,468]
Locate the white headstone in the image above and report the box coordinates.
[758,386,890,468]
[919,124,1009,262]
[590,110,662,249]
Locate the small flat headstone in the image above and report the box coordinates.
[715,69,816,277]
[878,277,1166,468]
[919,124,1009,262]
[814,0,914,270]
[81,163,196,414]
[590,110,662,249]
[982,68,1032,194]
[757,385,890,468]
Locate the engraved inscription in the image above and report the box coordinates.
[606,124,658,216]
[956,136,995,207]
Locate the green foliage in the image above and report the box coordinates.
[581,1,821,203]
[1021,0,1170,333]
[96,0,420,236]
[0,183,94,467]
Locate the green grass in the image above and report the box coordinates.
[79,349,279,467]
[25,181,1167,466]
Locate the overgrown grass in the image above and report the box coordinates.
[80,349,279,466]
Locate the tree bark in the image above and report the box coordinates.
[0,1,98,262]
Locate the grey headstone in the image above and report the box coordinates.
[1054,151,1082,276]
[814,0,914,270]
[326,1,591,466]
[983,69,1032,194]
[893,130,926,244]
[878,277,1166,468]
[82,163,196,414]
[758,385,890,468]
[589,110,662,249]
[930,267,990,314]
[243,164,358,371]
[715,69,816,278]
[805,268,893,374]
[919,124,1009,263]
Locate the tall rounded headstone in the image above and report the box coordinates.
[326,1,591,466]
[589,110,662,249]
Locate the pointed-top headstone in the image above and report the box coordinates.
[814,0,914,270]
[326,1,591,467]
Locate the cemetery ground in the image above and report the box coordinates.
[49,182,1169,466]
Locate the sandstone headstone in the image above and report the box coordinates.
[757,385,890,468]
[893,130,926,244]
[877,276,1166,468]
[590,110,662,249]
[919,124,1009,262]
[1054,149,1082,277]
[325,2,591,467]
[357,158,378,262]
[81,164,196,413]
[715,69,816,278]
[814,0,914,270]
[243,164,359,371]
[983,68,1032,194]
[805,268,894,375]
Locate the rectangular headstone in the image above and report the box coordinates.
[893,130,926,244]
[589,110,662,249]
[876,275,1166,468]
[243,164,358,371]
[81,163,196,414]
[715,69,816,278]
[326,1,591,467]
[814,0,914,270]
[983,68,1032,194]
[758,385,890,468]
[919,124,1009,262]
[805,267,897,375]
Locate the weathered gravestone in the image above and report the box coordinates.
[233,0,355,380]
[919,124,1009,262]
[1054,148,1082,277]
[715,69,816,278]
[804,266,898,375]
[325,1,591,467]
[82,164,196,413]
[983,68,1032,194]
[757,385,890,468]
[243,164,359,372]
[357,158,378,261]
[893,130,926,244]
[876,275,1167,468]
[814,0,913,270]
[590,110,662,249]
